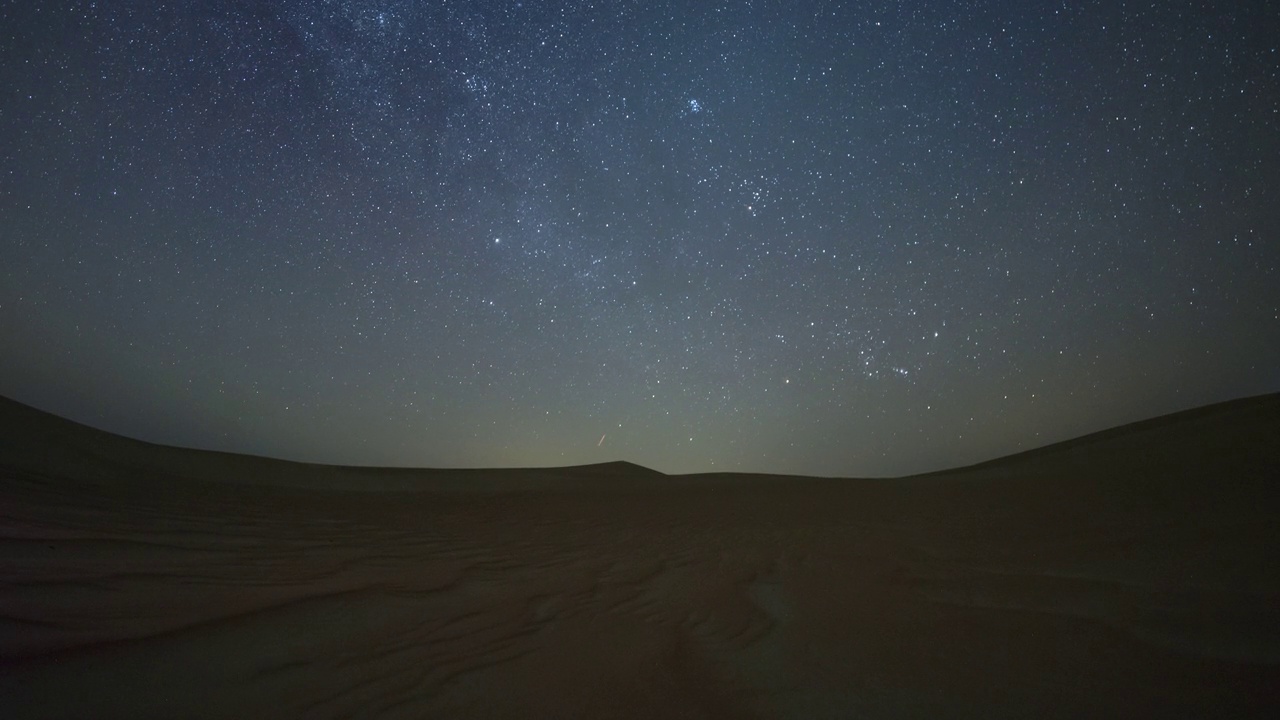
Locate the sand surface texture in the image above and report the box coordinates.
[2,395,1279,718]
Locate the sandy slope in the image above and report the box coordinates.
[1,395,1278,718]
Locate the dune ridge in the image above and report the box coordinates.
[2,394,1278,718]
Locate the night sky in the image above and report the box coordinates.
[2,1,1277,477]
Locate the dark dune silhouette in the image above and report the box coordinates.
[2,394,1278,718]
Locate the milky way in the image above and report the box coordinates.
[2,1,1277,475]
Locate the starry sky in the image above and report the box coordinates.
[1,0,1277,477]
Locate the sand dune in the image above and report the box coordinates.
[2,395,1278,718]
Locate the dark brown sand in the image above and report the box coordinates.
[2,394,1278,718]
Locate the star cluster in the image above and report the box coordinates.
[2,1,1277,476]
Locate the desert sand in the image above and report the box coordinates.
[1,394,1278,718]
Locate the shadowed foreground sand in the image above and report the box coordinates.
[2,395,1279,718]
